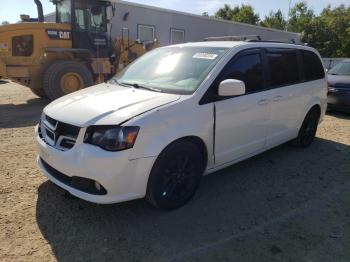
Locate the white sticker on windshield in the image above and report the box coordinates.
[193,53,218,60]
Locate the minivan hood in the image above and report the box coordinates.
[44,83,181,127]
[327,74,350,87]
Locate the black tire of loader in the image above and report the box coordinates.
[30,88,47,98]
[43,61,93,101]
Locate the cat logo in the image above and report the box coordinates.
[46,29,72,40]
[59,31,71,40]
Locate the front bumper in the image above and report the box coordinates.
[328,89,350,111]
[35,125,156,204]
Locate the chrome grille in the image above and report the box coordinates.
[39,114,80,151]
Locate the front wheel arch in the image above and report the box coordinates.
[157,136,208,172]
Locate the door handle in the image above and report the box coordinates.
[273,95,283,102]
[258,99,270,106]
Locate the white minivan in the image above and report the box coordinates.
[36,41,327,209]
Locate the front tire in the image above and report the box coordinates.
[146,141,204,210]
[30,88,47,98]
[43,61,93,101]
[292,108,320,148]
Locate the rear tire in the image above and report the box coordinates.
[43,61,93,101]
[291,108,320,148]
[146,141,204,210]
[30,88,47,98]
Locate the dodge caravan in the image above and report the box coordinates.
[36,41,327,209]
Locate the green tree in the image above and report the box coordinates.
[215,4,234,21]
[261,10,287,30]
[1,21,10,25]
[215,4,260,25]
[287,1,314,32]
[214,2,350,57]
[303,5,350,57]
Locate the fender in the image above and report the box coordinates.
[296,78,328,129]
[128,100,215,169]
[297,98,322,130]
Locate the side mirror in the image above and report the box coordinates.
[218,79,246,97]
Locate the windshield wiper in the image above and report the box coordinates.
[118,82,163,93]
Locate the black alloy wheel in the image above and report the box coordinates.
[146,140,204,210]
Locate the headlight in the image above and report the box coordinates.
[84,126,140,151]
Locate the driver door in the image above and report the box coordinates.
[214,49,271,166]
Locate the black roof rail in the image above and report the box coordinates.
[204,35,261,42]
[203,35,306,46]
[246,39,308,46]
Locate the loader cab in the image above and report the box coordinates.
[52,0,111,57]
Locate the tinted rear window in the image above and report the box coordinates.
[267,50,300,87]
[301,50,325,81]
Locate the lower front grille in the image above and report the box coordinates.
[40,158,107,196]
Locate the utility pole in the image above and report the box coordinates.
[286,0,292,31]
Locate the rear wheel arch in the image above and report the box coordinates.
[309,104,321,116]
[303,104,321,124]
[292,105,321,148]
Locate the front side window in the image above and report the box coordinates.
[302,50,325,80]
[57,0,71,23]
[222,53,264,94]
[111,46,229,94]
[267,51,300,87]
[328,61,350,76]
[138,25,155,42]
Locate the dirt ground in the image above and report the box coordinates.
[0,81,350,262]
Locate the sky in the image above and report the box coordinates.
[1,0,349,23]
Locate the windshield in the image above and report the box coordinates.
[110,46,229,94]
[328,62,350,76]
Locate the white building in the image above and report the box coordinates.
[46,1,300,46]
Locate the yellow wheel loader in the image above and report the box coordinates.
[0,0,159,100]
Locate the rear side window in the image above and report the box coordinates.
[223,53,264,94]
[267,50,299,87]
[301,50,325,81]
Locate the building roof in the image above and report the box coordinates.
[115,0,300,37]
[44,1,300,38]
